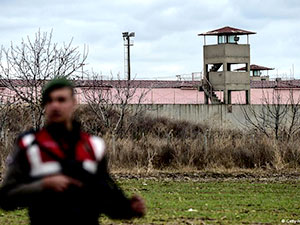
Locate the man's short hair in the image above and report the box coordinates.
[41,77,74,106]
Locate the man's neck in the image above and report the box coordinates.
[65,120,73,131]
[46,120,73,131]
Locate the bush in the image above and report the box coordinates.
[1,105,300,171]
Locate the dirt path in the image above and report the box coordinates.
[112,170,300,182]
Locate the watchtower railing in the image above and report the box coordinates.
[202,75,213,98]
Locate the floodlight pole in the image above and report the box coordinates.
[127,36,131,80]
[122,32,135,80]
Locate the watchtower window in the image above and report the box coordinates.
[228,35,235,43]
[218,35,226,44]
[207,63,223,72]
[252,70,261,76]
[227,63,248,72]
[218,35,239,44]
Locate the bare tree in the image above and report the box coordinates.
[82,72,150,157]
[0,30,88,129]
[0,96,11,140]
[82,72,149,137]
[285,88,300,140]
[0,93,14,170]
[240,88,300,140]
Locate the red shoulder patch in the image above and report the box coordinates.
[35,129,66,160]
[75,132,96,161]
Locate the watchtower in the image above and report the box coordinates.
[198,26,256,104]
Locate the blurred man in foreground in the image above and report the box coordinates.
[0,77,146,225]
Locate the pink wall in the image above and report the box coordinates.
[76,88,300,104]
[116,88,300,105]
[2,87,300,105]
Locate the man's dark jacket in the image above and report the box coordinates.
[0,123,136,225]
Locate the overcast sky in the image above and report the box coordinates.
[1,0,300,80]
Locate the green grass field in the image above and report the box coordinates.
[1,177,300,224]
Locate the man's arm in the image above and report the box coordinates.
[95,157,146,219]
[0,146,43,210]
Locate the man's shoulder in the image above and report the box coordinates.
[5,129,38,166]
[80,132,105,142]
[81,132,106,161]
[17,128,37,139]
[16,129,38,147]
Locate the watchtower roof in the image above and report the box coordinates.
[236,64,274,71]
[198,26,256,36]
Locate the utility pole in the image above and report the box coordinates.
[122,32,135,80]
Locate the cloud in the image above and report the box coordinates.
[0,0,300,79]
